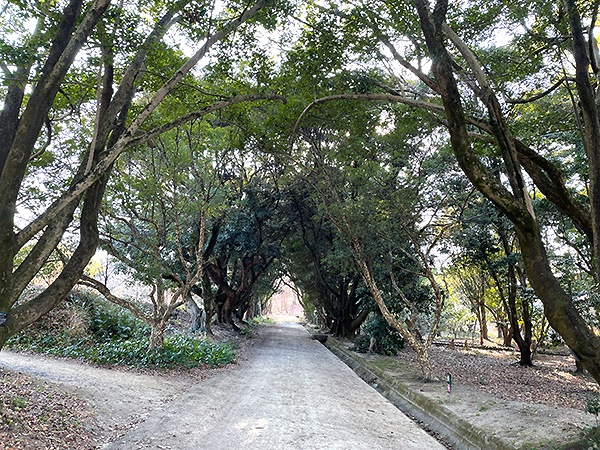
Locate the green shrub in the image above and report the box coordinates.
[587,394,600,426]
[8,290,148,348]
[88,302,148,340]
[357,314,405,356]
[352,334,371,353]
[69,290,149,340]
[7,289,236,369]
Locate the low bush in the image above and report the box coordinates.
[354,314,405,356]
[352,334,371,353]
[49,333,237,368]
[7,289,236,369]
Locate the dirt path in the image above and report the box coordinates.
[0,349,192,445]
[105,322,445,450]
[1,322,447,449]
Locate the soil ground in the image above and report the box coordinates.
[2,321,443,450]
[1,320,598,449]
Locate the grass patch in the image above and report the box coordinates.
[478,401,496,412]
[11,396,27,410]
[371,357,402,370]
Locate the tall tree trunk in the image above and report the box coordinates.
[217,294,241,331]
[201,274,214,335]
[479,303,488,342]
[415,0,600,384]
[0,0,112,350]
[498,227,533,366]
[500,323,512,347]
[245,301,255,321]
[475,302,484,345]
[506,267,532,366]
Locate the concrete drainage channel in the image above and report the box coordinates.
[316,335,515,450]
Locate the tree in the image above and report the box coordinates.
[0,0,282,349]
[205,176,289,328]
[80,115,230,348]
[411,0,600,380]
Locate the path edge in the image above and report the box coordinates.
[323,337,515,450]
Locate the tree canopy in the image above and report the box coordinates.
[5,0,600,385]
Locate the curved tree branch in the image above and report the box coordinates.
[15,0,268,248]
[291,93,446,146]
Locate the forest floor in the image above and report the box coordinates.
[0,325,251,450]
[1,324,599,449]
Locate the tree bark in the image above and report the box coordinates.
[499,323,512,347]
[207,254,266,332]
[149,320,167,350]
[479,303,488,342]
[201,274,215,335]
[186,294,203,332]
[499,230,533,366]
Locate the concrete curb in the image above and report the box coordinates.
[324,338,515,450]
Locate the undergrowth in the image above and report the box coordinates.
[7,288,236,369]
[353,314,405,356]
